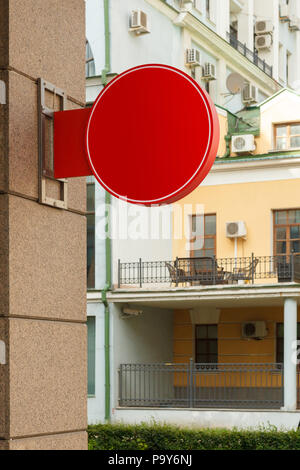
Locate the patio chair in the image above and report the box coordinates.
[276,260,292,283]
[231,257,259,283]
[165,262,191,286]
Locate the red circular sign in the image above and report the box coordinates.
[86,64,219,206]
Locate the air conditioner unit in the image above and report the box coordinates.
[129,10,150,34]
[279,4,290,21]
[202,62,217,81]
[232,134,256,154]
[255,20,273,35]
[289,18,300,31]
[242,322,267,340]
[226,221,247,239]
[242,83,258,104]
[255,34,272,50]
[186,48,201,67]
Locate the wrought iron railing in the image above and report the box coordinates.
[118,254,300,288]
[119,362,284,409]
[227,32,273,78]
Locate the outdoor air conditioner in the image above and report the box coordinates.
[202,62,217,81]
[289,18,300,31]
[231,134,256,154]
[226,221,247,239]
[129,10,150,34]
[279,4,290,21]
[255,34,272,50]
[255,20,273,35]
[186,48,201,67]
[242,322,267,340]
[242,83,258,104]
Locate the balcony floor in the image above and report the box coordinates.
[103,283,300,309]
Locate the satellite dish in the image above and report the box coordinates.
[226,73,245,94]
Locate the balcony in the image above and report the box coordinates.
[227,32,273,78]
[119,362,287,410]
[117,254,300,289]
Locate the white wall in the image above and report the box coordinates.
[111,304,174,411]
[86,0,290,117]
[113,408,300,431]
[111,0,182,73]
[87,302,106,424]
[86,0,105,75]
[88,301,174,423]
[236,0,254,51]
[111,198,173,287]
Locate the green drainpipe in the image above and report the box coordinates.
[102,0,111,87]
[102,190,111,422]
[224,134,231,158]
[101,193,111,422]
[101,0,111,422]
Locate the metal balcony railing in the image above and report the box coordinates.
[119,362,284,409]
[118,254,300,288]
[227,32,273,78]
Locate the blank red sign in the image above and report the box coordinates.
[86,64,220,206]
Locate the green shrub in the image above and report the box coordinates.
[88,423,300,450]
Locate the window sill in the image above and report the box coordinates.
[88,395,96,399]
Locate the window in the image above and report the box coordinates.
[195,324,218,363]
[87,179,95,289]
[274,123,300,150]
[87,316,96,396]
[86,40,96,78]
[190,214,216,258]
[276,322,300,364]
[274,210,300,256]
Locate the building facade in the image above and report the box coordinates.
[108,88,300,430]
[86,0,300,429]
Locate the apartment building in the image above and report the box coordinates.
[107,87,300,430]
[86,0,300,429]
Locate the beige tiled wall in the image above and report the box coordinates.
[0,0,87,450]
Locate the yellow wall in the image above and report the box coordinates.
[216,110,227,157]
[173,307,300,365]
[173,179,300,260]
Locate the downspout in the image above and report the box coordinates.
[102,191,111,422]
[224,134,231,158]
[101,0,112,422]
[102,0,111,87]
[224,114,239,158]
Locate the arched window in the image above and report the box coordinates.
[86,40,96,78]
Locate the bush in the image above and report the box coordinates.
[88,423,300,450]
